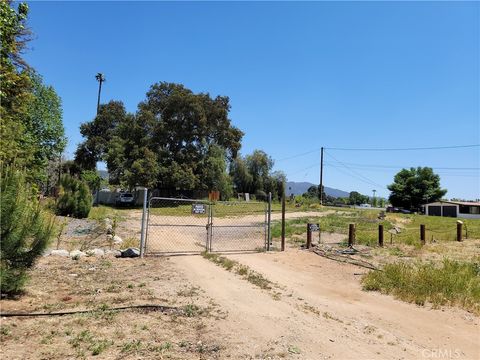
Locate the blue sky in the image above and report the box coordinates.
[25,1,479,199]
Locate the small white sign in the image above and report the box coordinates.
[192,204,206,214]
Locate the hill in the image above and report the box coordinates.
[286,181,349,198]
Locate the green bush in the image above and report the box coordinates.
[56,174,93,218]
[1,168,54,296]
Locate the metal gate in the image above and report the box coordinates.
[145,197,271,255]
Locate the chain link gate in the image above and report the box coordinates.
[144,197,271,255]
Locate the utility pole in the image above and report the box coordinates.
[95,73,105,114]
[320,147,324,205]
[372,189,377,207]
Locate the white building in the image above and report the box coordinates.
[423,201,480,219]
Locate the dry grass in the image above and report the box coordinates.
[0,256,225,359]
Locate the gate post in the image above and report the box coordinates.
[267,192,272,251]
[139,188,148,258]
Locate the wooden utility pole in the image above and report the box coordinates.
[95,73,105,114]
[320,147,324,205]
[456,221,463,242]
[281,192,286,251]
[420,224,426,245]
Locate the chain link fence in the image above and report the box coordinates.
[145,197,270,255]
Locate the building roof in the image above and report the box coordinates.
[425,201,480,206]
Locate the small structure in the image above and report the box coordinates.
[423,201,480,219]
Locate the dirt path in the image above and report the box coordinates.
[170,250,480,359]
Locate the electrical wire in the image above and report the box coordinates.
[326,144,480,151]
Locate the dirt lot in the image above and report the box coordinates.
[1,248,479,359]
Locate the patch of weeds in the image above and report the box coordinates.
[362,258,480,314]
[388,247,406,257]
[302,304,320,316]
[1,325,11,336]
[288,345,301,354]
[105,283,120,293]
[322,312,343,323]
[183,304,202,317]
[246,271,272,290]
[141,325,149,331]
[40,330,59,344]
[235,265,248,276]
[177,286,199,297]
[127,283,134,289]
[90,339,113,356]
[121,339,142,353]
[69,330,94,349]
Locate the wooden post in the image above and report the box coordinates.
[348,223,355,247]
[281,193,286,251]
[378,224,384,247]
[420,224,425,245]
[306,224,312,249]
[456,221,462,242]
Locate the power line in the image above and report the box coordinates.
[326,144,479,151]
[275,144,479,162]
[323,162,480,171]
[324,150,388,190]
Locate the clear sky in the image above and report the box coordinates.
[24,1,479,199]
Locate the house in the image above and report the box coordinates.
[423,201,480,219]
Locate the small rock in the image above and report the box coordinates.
[70,250,86,259]
[105,224,113,234]
[119,248,140,258]
[113,235,123,244]
[50,249,70,257]
[104,218,112,226]
[86,248,105,257]
[104,249,122,257]
[69,273,78,277]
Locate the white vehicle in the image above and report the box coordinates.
[116,193,134,206]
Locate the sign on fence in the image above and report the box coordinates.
[308,223,320,232]
[192,203,206,214]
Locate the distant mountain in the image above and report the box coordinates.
[286,181,350,198]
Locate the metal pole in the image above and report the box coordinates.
[267,192,272,251]
[320,147,324,206]
[139,188,148,258]
[281,191,286,251]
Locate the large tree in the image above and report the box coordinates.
[388,167,447,210]
[0,1,66,190]
[76,83,244,193]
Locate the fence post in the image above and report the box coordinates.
[456,221,463,242]
[420,224,425,246]
[267,192,272,251]
[139,188,148,258]
[281,192,286,251]
[306,224,312,249]
[348,223,355,247]
[378,224,384,247]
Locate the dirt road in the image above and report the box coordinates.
[170,250,480,359]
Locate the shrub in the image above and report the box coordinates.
[56,174,92,218]
[1,168,54,296]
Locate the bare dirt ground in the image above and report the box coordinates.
[2,209,479,359]
[172,250,480,360]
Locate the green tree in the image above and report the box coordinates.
[349,191,369,206]
[56,174,92,218]
[76,83,244,191]
[230,156,252,194]
[24,72,66,185]
[1,168,54,296]
[245,150,274,195]
[0,1,34,169]
[388,167,447,211]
